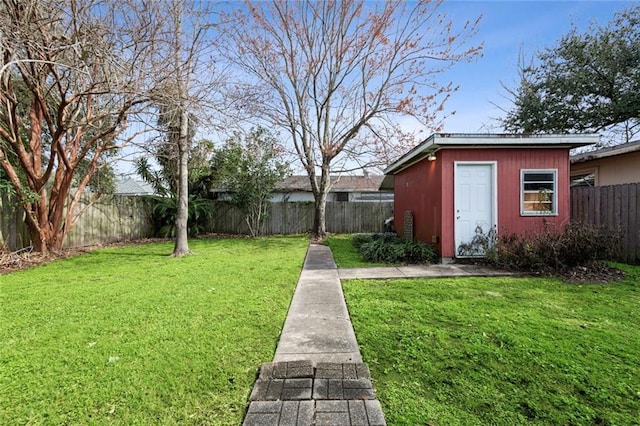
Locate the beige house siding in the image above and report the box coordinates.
[571,150,640,186]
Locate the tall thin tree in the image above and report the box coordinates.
[150,0,220,256]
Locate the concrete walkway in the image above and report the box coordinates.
[274,244,361,364]
[244,244,384,425]
[339,263,515,280]
[243,245,515,425]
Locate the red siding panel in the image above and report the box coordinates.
[394,157,442,253]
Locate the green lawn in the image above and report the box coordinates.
[343,265,640,426]
[0,236,308,425]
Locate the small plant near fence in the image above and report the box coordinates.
[486,221,620,273]
[353,233,439,264]
[150,195,213,238]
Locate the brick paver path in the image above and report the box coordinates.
[243,360,386,425]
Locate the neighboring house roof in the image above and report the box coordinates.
[212,175,389,194]
[570,139,640,164]
[380,133,599,190]
[115,178,154,196]
[274,175,388,193]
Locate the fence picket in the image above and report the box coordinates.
[571,183,640,264]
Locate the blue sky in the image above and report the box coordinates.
[115,1,632,176]
[436,0,632,133]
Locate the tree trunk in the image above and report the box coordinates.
[310,163,330,241]
[27,216,48,254]
[311,194,328,241]
[24,190,57,254]
[172,108,190,257]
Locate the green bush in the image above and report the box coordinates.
[356,234,438,264]
[351,232,397,250]
[352,233,375,249]
[488,221,620,272]
[151,195,213,237]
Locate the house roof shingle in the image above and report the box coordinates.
[274,175,387,193]
[571,140,640,164]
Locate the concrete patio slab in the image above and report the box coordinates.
[338,266,405,279]
[397,264,472,277]
[339,263,516,280]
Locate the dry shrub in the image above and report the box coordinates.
[488,221,621,273]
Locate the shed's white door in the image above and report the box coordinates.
[454,163,495,257]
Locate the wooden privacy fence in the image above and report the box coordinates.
[0,193,30,251]
[64,195,154,248]
[571,183,640,264]
[1,194,154,251]
[1,194,393,251]
[209,201,394,235]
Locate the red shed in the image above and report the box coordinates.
[381,133,598,261]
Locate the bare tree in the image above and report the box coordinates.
[220,0,482,240]
[145,0,221,257]
[165,0,193,257]
[0,0,159,253]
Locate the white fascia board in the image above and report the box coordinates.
[431,133,600,146]
[383,133,599,175]
[383,134,437,175]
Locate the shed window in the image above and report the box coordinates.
[521,169,557,215]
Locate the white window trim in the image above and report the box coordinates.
[520,169,558,216]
